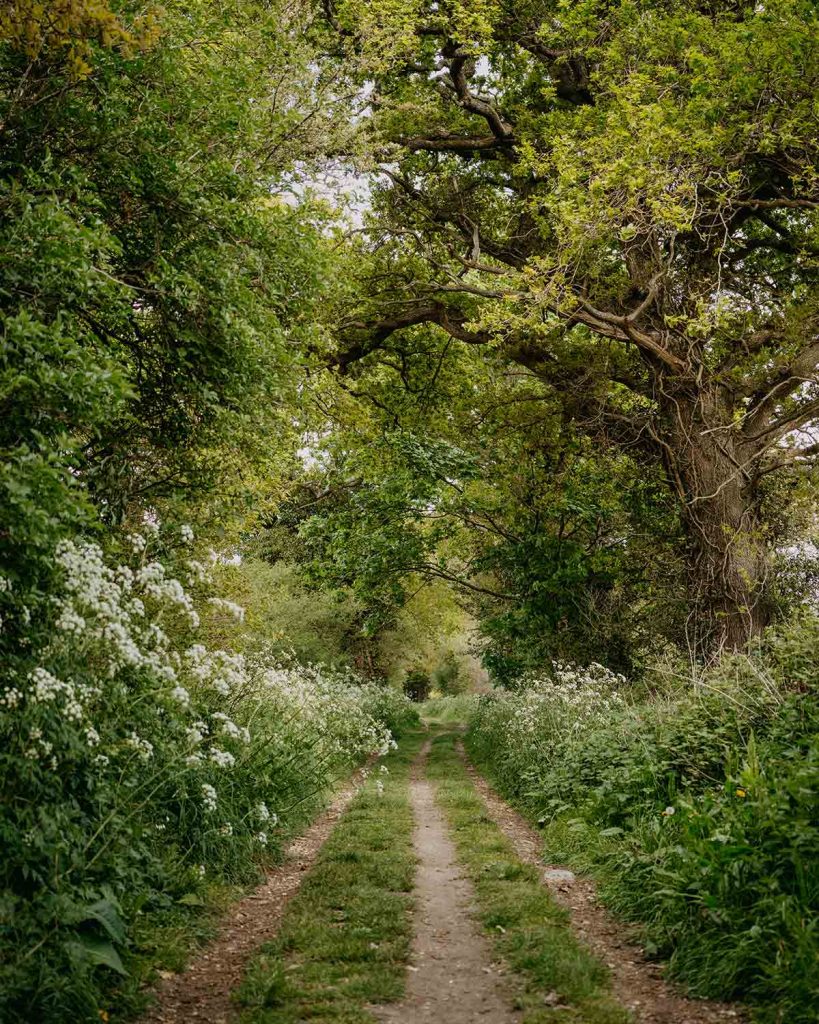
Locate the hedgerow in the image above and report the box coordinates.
[0,523,416,1023]
[467,622,819,1023]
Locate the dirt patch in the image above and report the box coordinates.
[139,768,370,1024]
[459,746,745,1024]
[373,741,521,1024]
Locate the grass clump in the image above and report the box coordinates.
[236,730,424,1023]
[467,618,819,1023]
[426,730,630,1024]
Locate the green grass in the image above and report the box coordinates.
[115,769,380,1021]
[236,731,424,1023]
[420,693,476,724]
[426,730,631,1024]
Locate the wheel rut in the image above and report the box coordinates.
[458,742,745,1024]
[373,739,521,1024]
[140,767,370,1024]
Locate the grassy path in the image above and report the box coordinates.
[373,737,520,1023]
[146,724,742,1024]
[236,731,423,1022]
[427,731,629,1024]
[235,726,628,1024]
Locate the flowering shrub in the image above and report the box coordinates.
[468,662,628,803]
[467,628,819,1022]
[0,529,417,1022]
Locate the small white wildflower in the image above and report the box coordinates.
[375,780,385,798]
[255,831,268,846]
[64,698,83,722]
[170,685,190,707]
[0,576,11,592]
[85,727,100,747]
[213,712,243,739]
[256,802,270,822]
[125,732,154,760]
[127,533,147,554]
[0,687,22,709]
[379,764,389,775]
[141,511,160,536]
[209,747,236,769]
[662,806,676,817]
[55,606,86,634]
[185,559,209,585]
[207,598,245,623]
[218,822,233,836]
[201,783,217,812]
[180,524,194,544]
[186,723,206,744]
[29,667,68,703]
[197,864,206,877]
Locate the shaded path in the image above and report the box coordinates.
[140,767,370,1024]
[459,743,744,1024]
[373,740,520,1024]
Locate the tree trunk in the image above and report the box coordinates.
[661,384,771,656]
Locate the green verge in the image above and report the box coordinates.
[426,730,631,1024]
[236,730,424,1023]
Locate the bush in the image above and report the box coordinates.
[431,650,465,695]
[467,626,819,1023]
[0,526,416,1023]
[403,667,431,703]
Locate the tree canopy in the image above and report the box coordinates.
[292,0,819,658]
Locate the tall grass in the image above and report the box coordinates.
[467,618,819,1023]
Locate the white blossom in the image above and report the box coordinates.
[209,747,236,769]
[207,598,245,623]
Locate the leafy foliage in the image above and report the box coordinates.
[0,525,417,1022]
[0,0,337,675]
[315,0,819,652]
[467,616,819,1021]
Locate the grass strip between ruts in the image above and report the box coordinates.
[426,730,631,1024]
[236,729,424,1023]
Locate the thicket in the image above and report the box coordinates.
[467,618,819,1022]
[0,527,417,1023]
[0,5,419,1021]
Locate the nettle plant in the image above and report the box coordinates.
[0,523,404,1019]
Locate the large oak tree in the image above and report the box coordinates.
[320,0,819,653]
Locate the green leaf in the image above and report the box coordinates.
[177,892,206,906]
[65,936,127,976]
[67,898,126,944]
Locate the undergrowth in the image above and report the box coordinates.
[467,616,819,1023]
[0,529,418,1024]
[427,730,630,1024]
[236,730,423,1023]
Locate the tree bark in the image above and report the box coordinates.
[661,383,771,656]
